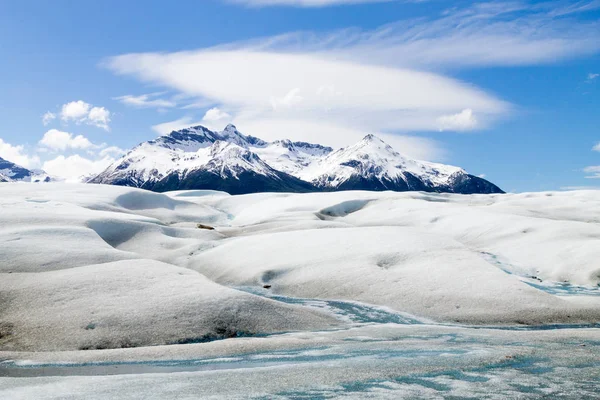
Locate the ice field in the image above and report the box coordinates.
[0,183,599,398]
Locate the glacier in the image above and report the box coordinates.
[0,183,598,399]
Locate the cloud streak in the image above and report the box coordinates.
[584,165,600,179]
[228,0,394,7]
[114,93,177,109]
[220,2,600,69]
[107,50,507,150]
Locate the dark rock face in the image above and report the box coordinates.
[444,173,504,194]
[324,172,503,194]
[95,168,503,195]
[151,169,316,195]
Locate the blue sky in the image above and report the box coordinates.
[0,0,599,191]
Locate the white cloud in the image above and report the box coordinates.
[39,129,95,151]
[114,93,176,109]
[42,154,116,182]
[0,139,40,169]
[437,109,477,132]
[60,100,111,131]
[108,50,507,161]
[42,112,56,126]
[588,73,599,81]
[203,107,232,122]
[215,3,600,69]
[560,186,600,191]
[478,173,486,178]
[234,118,445,160]
[99,146,126,157]
[61,100,91,121]
[228,0,392,6]
[88,107,111,131]
[592,142,600,152]
[584,165,600,179]
[270,88,303,110]
[151,117,204,135]
[199,107,233,130]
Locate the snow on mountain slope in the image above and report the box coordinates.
[89,126,219,187]
[202,140,276,179]
[298,134,462,189]
[89,124,331,191]
[151,141,316,194]
[89,124,503,194]
[0,156,55,183]
[253,139,333,176]
[0,171,11,182]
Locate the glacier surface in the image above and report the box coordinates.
[0,183,598,398]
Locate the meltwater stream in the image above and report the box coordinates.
[480,252,600,297]
[1,287,599,399]
[236,286,426,326]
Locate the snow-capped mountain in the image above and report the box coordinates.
[297,134,500,193]
[89,124,503,194]
[89,124,329,193]
[0,156,53,183]
[150,141,315,194]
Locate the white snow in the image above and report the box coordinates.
[0,171,12,182]
[1,183,599,398]
[298,134,463,187]
[90,124,472,190]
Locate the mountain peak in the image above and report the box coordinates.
[360,134,388,145]
[350,134,396,155]
[89,124,503,194]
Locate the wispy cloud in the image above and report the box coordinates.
[227,0,394,7]
[114,92,176,109]
[99,146,126,157]
[560,185,600,190]
[437,109,477,132]
[583,165,600,178]
[109,49,506,158]
[42,111,56,126]
[223,2,600,69]
[151,117,204,135]
[546,0,600,16]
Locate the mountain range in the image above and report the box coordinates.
[88,124,503,194]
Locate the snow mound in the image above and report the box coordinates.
[189,226,599,325]
[0,260,337,351]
